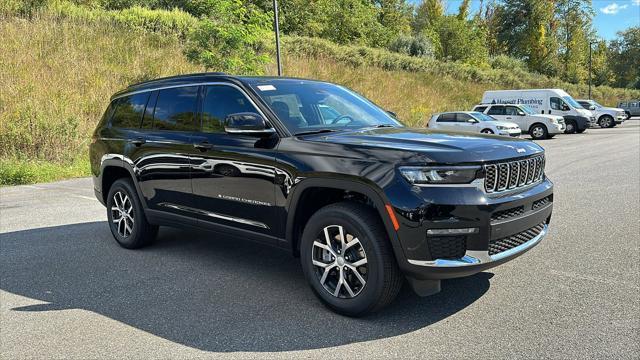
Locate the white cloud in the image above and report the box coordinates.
[633,0,640,6]
[600,3,628,14]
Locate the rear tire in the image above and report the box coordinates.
[564,121,577,134]
[480,129,494,134]
[576,128,587,133]
[300,202,403,317]
[625,111,631,120]
[529,124,548,140]
[106,178,158,249]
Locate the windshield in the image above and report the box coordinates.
[520,105,536,115]
[563,96,584,109]
[248,80,403,134]
[471,112,496,122]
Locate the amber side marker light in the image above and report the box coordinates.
[385,204,400,231]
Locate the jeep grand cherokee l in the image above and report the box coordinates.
[90,73,554,316]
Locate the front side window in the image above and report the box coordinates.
[505,106,521,116]
[201,85,258,133]
[111,92,150,128]
[487,106,505,115]
[153,86,199,131]
[455,113,472,122]
[249,80,402,134]
[550,97,567,111]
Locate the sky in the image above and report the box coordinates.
[411,0,640,41]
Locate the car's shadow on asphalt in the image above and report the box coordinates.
[0,221,492,352]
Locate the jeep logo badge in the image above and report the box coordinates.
[517,148,526,153]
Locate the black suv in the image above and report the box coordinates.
[90,73,554,316]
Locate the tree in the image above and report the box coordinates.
[556,0,594,83]
[183,0,272,73]
[412,0,443,33]
[590,40,615,86]
[608,26,640,88]
[457,0,471,20]
[375,0,413,43]
[436,15,488,66]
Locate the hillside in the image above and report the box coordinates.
[1,10,639,185]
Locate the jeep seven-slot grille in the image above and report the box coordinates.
[491,206,525,222]
[488,223,545,256]
[484,155,545,193]
[427,236,466,260]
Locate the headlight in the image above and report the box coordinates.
[551,118,559,124]
[496,126,508,130]
[399,166,480,185]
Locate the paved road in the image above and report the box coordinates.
[1,121,639,359]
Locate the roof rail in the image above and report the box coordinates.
[127,72,229,88]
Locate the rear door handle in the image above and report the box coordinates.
[130,137,146,146]
[506,117,512,120]
[193,141,214,151]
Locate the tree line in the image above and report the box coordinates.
[19,0,639,89]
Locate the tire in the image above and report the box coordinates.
[480,129,494,134]
[300,202,403,317]
[529,124,548,140]
[547,134,555,139]
[598,115,613,128]
[576,128,587,133]
[106,178,158,249]
[564,121,577,134]
[626,111,631,120]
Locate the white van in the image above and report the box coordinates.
[481,89,595,134]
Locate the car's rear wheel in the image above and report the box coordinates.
[106,178,158,249]
[599,116,613,128]
[481,129,494,134]
[530,124,548,140]
[300,202,403,317]
[564,121,577,134]
[625,111,631,120]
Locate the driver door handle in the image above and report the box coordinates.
[193,141,214,151]
[506,117,512,120]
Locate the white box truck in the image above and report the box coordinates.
[481,89,595,134]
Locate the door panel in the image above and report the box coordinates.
[189,84,279,237]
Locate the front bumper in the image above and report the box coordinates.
[385,177,553,281]
[498,129,521,137]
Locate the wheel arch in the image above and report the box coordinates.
[285,178,405,262]
[99,156,148,209]
[528,122,548,134]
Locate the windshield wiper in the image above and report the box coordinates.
[375,124,395,128]
[294,129,338,136]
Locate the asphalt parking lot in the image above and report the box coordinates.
[1,120,639,359]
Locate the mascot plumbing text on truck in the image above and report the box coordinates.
[482,89,595,134]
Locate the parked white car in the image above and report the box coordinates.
[482,89,594,133]
[576,99,626,128]
[472,103,565,140]
[428,111,521,137]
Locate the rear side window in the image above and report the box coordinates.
[111,92,150,129]
[201,85,258,133]
[487,106,505,115]
[437,113,455,122]
[153,86,199,131]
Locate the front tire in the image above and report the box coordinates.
[300,202,403,317]
[599,115,613,128]
[530,124,548,140]
[106,178,158,249]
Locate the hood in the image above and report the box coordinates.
[302,127,543,164]
[577,108,593,117]
[491,121,520,129]
[531,114,563,121]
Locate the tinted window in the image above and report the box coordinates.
[550,97,566,111]
[631,102,638,107]
[505,106,520,116]
[201,85,257,133]
[487,106,505,115]
[153,86,198,131]
[437,113,456,122]
[111,92,150,128]
[474,106,487,112]
[456,113,472,122]
[578,101,590,108]
[141,91,158,130]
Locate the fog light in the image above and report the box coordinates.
[427,228,479,236]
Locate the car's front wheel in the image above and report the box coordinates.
[564,121,577,134]
[106,178,158,249]
[599,115,614,128]
[300,202,403,317]
[530,124,548,140]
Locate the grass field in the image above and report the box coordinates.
[1,13,638,185]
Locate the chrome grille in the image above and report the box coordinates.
[484,155,545,193]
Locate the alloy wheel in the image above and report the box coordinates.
[532,126,544,138]
[600,117,612,128]
[111,191,134,237]
[312,225,368,299]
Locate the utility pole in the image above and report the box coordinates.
[273,0,283,76]
[588,42,592,99]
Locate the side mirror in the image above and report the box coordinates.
[589,105,596,110]
[387,110,397,118]
[518,111,526,116]
[224,112,275,137]
[467,118,479,123]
